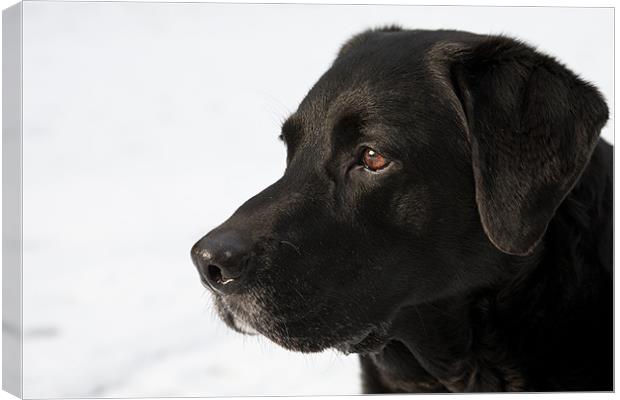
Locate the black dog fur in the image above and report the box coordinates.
[191,28,612,392]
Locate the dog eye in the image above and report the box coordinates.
[361,148,389,172]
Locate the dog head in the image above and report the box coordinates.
[191,28,608,353]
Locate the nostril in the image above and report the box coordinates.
[207,264,223,284]
[206,264,236,286]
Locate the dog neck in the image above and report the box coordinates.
[365,296,527,392]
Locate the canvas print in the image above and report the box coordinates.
[2,2,614,397]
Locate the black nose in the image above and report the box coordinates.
[191,230,252,294]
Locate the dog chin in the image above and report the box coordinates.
[264,323,389,355]
[213,296,259,335]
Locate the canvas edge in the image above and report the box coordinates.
[2,2,23,398]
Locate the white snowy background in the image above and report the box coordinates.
[19,2,613,398]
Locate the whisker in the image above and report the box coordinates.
[280,240,301,255]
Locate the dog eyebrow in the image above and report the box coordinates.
[280,117,302,145]
[332,112,365,142]
[327,87,376,143]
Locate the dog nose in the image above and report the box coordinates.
[191,230,252,294]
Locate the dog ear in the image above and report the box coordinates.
[448,37,608,256]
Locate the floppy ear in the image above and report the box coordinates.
[449,37,609,256]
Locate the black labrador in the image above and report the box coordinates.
[191,28,612,392]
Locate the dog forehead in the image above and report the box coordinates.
[286,35,470,152]
[292,77,444,145]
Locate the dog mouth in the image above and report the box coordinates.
[212,293,389,354]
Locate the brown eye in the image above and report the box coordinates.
[361,147,389,171]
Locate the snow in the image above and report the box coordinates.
[18,2,612,398]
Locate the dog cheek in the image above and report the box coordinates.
[390,188,431,234]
